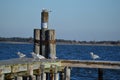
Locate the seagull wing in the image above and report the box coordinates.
[31,52,38,59]
[37,54,45,59]
[94,54,99,59]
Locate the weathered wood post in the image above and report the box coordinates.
[49,65,59,80]
[15,76,22,80]
[5,74,14,80]
[46,73,50,80]
[0,74,4,80]
[27,64,37,80]
[41,65,46,80]
[34,29,41,54]
[46,30,56,59]
[54,65,59,80]
[64,67,71,80]
[23,76,29,80]
[98,68,103,80]
[50,65,54,80]
[59,72,64,80]
[36,68,41,80]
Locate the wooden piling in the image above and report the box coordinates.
[36,75,41,80]
[40,9,48,58]
[46,73,50,80]
[59,72,64,80]
[98,68,103,80]
[34,29,41,54]
[40,65,46,80]
[50,65,54,80]
[64,67,70,80]
[16,76,22,80]
[27,64,35,80]
[40,29,47,57]
[23,76,29,80]
[0,74,4,80]
[54,65,59,80]
[54,73,59,80]
[40,29,56,59]
[28,65,33,75]
[5,73,14,80]
[46,30,56,59]
[36,68,41,80]
[29,75,36,80]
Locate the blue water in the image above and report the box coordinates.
[0,42,120,80]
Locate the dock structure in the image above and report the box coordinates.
[0,9,120,80]
[0,58,120,80]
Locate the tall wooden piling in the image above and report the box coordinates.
[40,9,49,57]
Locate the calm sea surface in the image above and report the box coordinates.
[0,42,120,80]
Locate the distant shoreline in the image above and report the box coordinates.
[57,42,120,46]
[0,41,32,44]
[0,37,120,46]
[0,41,120,46]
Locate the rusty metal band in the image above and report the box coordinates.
[41,40,56,45]
[34,39,40,43]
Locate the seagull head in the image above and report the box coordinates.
[17,52,21,55]
[90,52,94,55]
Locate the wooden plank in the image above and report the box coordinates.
[61,60,120,69]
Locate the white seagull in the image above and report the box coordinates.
[31,52,45,60]
[90,52,100,60]
[17,52,26,59]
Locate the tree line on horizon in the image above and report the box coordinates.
[0,37,120,45]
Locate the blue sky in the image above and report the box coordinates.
[0,0,120,41]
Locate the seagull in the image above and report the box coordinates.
[42,8,52,12]
[17,52,26,59]
[31,52,45,60]
[90,52,100,60]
